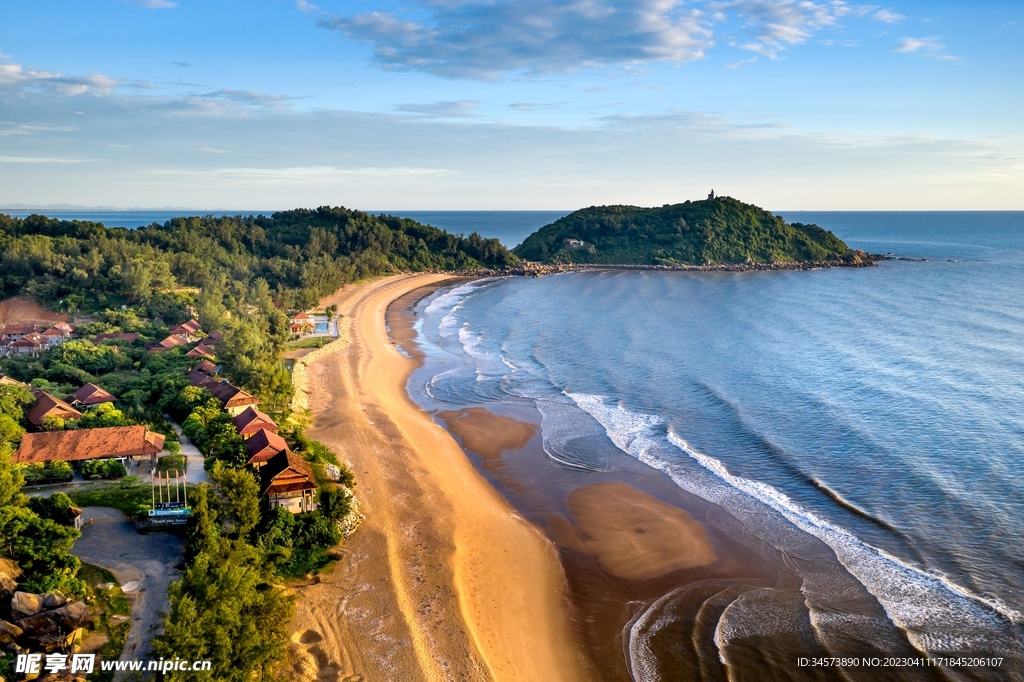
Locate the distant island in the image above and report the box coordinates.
[514,194,874,268]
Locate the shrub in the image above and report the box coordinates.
[81,458,127,480]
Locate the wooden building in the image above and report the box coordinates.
[245,428,289,468]
[261,450,318,513]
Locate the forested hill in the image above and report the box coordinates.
[0,207,517,312]
[513,197,851,265]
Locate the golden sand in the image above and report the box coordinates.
[285,275,591,682]
[568,482,717,581]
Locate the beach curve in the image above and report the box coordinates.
[286,274,592,682]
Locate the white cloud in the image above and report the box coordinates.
[147,165,461,184]
[0,123,76,137]
[895,36,958,60]
[320,0,712,80]
[296,0,319,13]
[189,89,300,109]
[0,156,94,163]
[872,9,905,23]
[0,61,119,95]
[395,100,480,117]
[125,0,177,8]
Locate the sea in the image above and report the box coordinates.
[10,206,1024,679]
[397,211,1024,682]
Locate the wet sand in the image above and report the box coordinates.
[439,408,538,460]
[286,275,592,682]
[568,482,716,581]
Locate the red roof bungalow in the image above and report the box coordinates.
[11,333,47,356]
[150,334,188,352]
[72,383,117,407]
[205,331,223,343]
[232,406,278,439]
[0,373,29,388]
[290,312,313,334]
[185,344,215,360]
[245,428,289,467]
[206,381,260,415]
[27,392,83,428]
[169,319,202,339]
[40,323,73,345]
[261,449,317,513]
[95,333,139,344]
[14,426,165,466]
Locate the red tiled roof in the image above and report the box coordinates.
[291,312,311,321]
[261,449,317,495]
[151,335,187,352]
[0,373,29,387]
[186,344,215,359]
[72,383,116,406]
[232,406,278,436]
[205,331,223,342]
[206,381,259,409]
[169,319,202,335]
[27,392,83,427]
[192,360,217,374]
[0,323,41,336]
[14,426,165,464]
[12,333,46,348]
[245,428,289,465]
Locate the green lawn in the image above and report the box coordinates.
[69,477,158,516]
[287,336,329,350]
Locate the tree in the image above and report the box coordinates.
[185,485,220,562]
[0,505,84,595]
[0,384,34,421]
[209,463,261,538]
[0,442,26,508]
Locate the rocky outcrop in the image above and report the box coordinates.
[0,618,23,644]
[10,591,45,620]
[0,559,20,602]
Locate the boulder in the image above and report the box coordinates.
[14,600,90,641]
[42,593,67,609]
[0,558,21,601]
[0,618,23,645]
[9,592,44,620]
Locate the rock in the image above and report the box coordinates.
[43,593,68,609]
[9,592,44,620]
[14,601,89,640]
[0,559,21,601]
[0,619,23,645]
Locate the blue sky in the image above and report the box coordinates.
[1,0,1021,209]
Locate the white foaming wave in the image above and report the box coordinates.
[566,392,1023,655]
[424,280,492,340]
[533,395,609,471]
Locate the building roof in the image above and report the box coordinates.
[185,344,215,360]
[95,333,139,343]
[0,323,41,336]
[14,426,165,464]
[232,406,278,436]
[261,449,317,496]
[192,360,217,375]
[291,312,311,321]
[12,333,46,348]
[41,325,71,337]
[169,319,202,336]
[245,428,289,466]
[27,392,83,427]
[151,335,187,352]
[72,383,117,406]
[206,381,260,409]
[205,331,223,342]
[0,373,30,388]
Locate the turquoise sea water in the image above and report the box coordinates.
[405,212,1024,680]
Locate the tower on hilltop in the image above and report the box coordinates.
[708,189,716,200]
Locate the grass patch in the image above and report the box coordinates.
[79,562,132,682]
[68,477,157,517]
[287,336,328,350]
[157,454,186,475]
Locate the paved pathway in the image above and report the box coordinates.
[72,507,185,676]
[167,420,209,485]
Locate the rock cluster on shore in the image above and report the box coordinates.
[0,558,92,664]
[453,250,882,278]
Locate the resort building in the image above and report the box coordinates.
[232,406,278,439]
[261,449,318,513]
[150,334,188,352]
[205,380,261,415]
[0,373,29,387]
[71,383,117,407]
[245,428,289,468]
[10,333,48,356]
[27,392,83,428]
[40,322,73,347]
[14,426,166,469]
[290,312,314,335]
[0,323,72,355]
[186,344,215,360]
[169,319,202,341]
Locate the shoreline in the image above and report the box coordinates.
[286,274,591,682]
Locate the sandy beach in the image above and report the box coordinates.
[286,274,592,682]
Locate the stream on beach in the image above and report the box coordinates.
[390,212,1024,682]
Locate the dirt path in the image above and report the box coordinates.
[0,296,67,325]
[72,508,184,674]
[285,275,591,682]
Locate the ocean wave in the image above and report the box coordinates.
[567,392,1024,655]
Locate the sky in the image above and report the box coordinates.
[0,0,1022,210]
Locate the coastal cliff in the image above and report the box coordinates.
[514,196,857,266]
